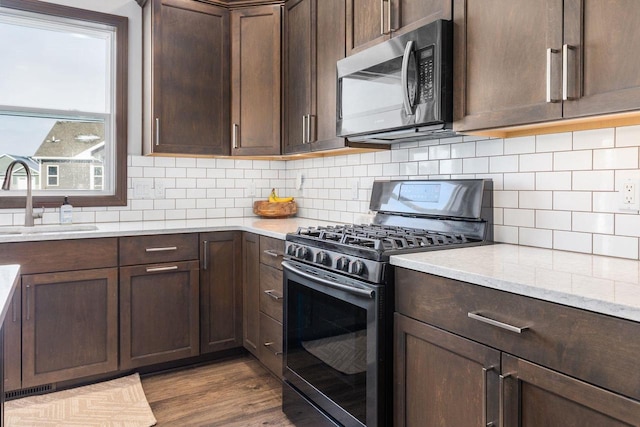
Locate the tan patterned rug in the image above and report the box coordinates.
[5,373,157,427]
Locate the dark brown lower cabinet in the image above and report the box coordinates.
[395,268,640,426]
[3,285,21,392]
[502,355,640,426]
[200,232,242,354]
[395,313,500,426]
[21,268,118,388]
[242,233,260,356]
[120,260,199,370]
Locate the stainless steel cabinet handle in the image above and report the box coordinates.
[562,44,577,101]
[499,373,512,427]
[155,118,160,146]
[232,123,239,149]
[263,341,283,356]
[12,293,17,322]
[302,115,307,144]
[546,48,560,103]
[468,311,529,334]
[387,0,394,33]
[203,240,208,271]
[380,0,385,35]
[264,289,283,300]
[145,246,178,253]
[26,284,30,321]
[483,367,496,427]
[146,265,179,273]
[263,249,282,258]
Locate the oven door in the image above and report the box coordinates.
[282,260,386,427]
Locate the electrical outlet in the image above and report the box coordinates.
[620,179,640,211]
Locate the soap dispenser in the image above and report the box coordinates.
[60,196,73,224]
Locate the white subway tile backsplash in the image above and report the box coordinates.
[553,230,592,253]
[504,173,535,190]
[450,141,475,158]
[463,157,489,174]
[439,159,463,174]
[615,124,640,147]
[503,208,535,227]
[490,155,519,173]
[593,147,639,170]
[574,128,615,150]
[494,225,519,244]
[592,191,618,213]
[536,132,572,152]
[553,150,593,171]
[476,139,504,157]
[553,191,592,212]
[519,227,553,248]
[536,210,571,230]
[593,234,639,259]
[615,214,640,237]
[429,144,450,159]
[504,136,536,154]
[572,212,614,234]
[573,170,614,191]
[418,161,439,175]
[536,172,572,191]
[520,153,553,172]
[494,191,519,208]
[519,191,552,209]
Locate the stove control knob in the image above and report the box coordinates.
[336,257,350,272]
[286,244,298,257]
[350,260,365,276]
[315,251,330,266]
[296,246,311,261]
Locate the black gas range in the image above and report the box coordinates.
[282,179,493,427]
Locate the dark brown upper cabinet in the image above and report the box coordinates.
[230,5,282,156]
[142,0,230,156]
[283,0,347,154]
[346,0,452,56]
[454,0,640,134]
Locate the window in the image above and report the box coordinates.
[0,0,127,208]
[47,165,59,187]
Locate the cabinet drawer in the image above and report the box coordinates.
[396,267,640,401]
[0,238,117,275]
[119,233,198,266]
[259,312,283,378]
[259,236,284,270]
[259,264,283,322]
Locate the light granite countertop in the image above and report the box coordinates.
[390,243,640,323]
[0,264,20,326]
[0,217,338,243]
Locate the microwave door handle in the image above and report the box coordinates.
[401,40,416,116]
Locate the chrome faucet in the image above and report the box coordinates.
[2,160,42,227]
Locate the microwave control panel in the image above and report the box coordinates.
[417,45,435,103]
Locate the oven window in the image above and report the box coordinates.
[286,279,368,424]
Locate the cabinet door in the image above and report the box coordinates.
[230,5,281,156]
[311,0,346,151]
[150,0,229,155]
[563,0,640,118]
[200,232,242,354]
[395,313,500,427]
[346,0,386,56]
[242,233,260,356]
[3,278,20,392]
[346,0,451,55]
[22,268,118,387]
[283,0,313,154]
[453,0,564,131]
[120,260,199,369]
[502,354,640,426]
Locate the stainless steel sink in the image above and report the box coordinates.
[0,224,99,235]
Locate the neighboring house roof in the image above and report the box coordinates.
[0,154,40,175]
[34,121,104,159]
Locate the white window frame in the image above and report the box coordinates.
[46,165,59,187]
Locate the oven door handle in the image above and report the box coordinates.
[283,261,375,299]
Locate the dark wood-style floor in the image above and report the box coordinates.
[141,355,296,427]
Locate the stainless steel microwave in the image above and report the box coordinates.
[336,20,454,143]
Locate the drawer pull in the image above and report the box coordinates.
[468,312,529,334]
[499,373,513,427]
[263,249,282,258]
[146,265,179,273]
[483,366,496,427]
[145,246,178,253]
[263,341,283,356]
[264,289,283,300]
